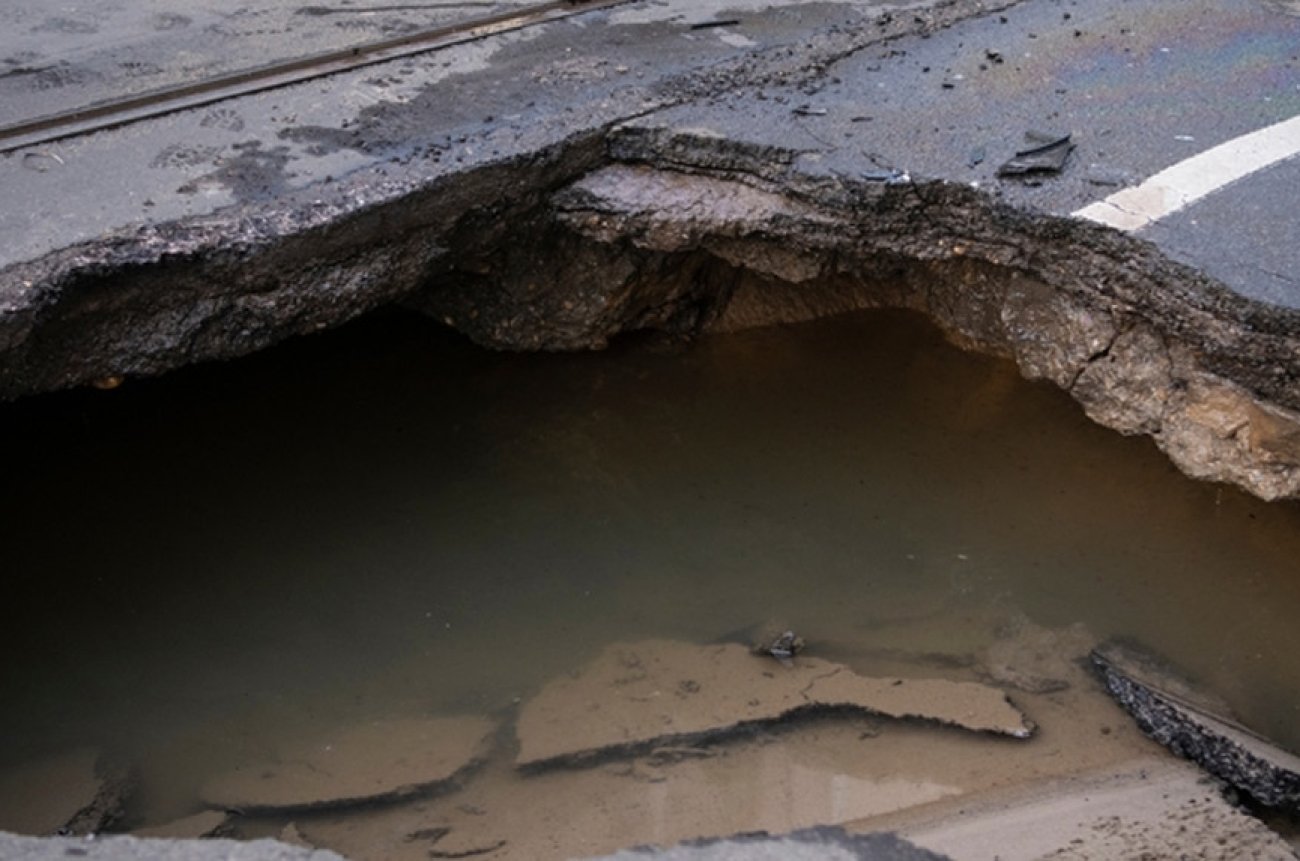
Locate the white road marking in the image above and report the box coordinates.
[1073,113,1300,231]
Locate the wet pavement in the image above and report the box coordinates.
[0,1,544,131]
[611,0,1300,305]
[1,0,1295,302]
[1144,151,1300,308]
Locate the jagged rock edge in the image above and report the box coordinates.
[528,134,1300,502]
[1090,646,1300,809]
[0,131,609,398]
[4,127,1300,500]
[0,0,1022,398]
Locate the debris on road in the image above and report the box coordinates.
[996,131,1075,177]
[200,716,495,813]
[755,628,806,667]
[1092,640,1300,809]
[1083,164,1137,187]
[690,19,741,31]
[515,639,1034,768]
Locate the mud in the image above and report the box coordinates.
[281,621,1195,860]
[896,757,1299,861]
[132,811,232,839]
[199,716,495,813]
[0,748,132,836]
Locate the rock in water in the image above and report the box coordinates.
[201,716,495,813]
[756,628,806,668]
[1092,640,1300,809]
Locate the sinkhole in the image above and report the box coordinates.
[2,303,1299,856]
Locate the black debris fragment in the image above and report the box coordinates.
[690,19,740,30]
[792,105,828,116]
[759,630,806,668]
[997,131,1075,177]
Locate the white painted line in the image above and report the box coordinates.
[1073,113,1300,231]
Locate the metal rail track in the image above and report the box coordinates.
[0,0,630,155]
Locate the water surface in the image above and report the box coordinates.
[2,308,1299,825]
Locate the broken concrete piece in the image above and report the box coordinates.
[515,640,1032,768]
[1092,640,1300,809]
[996,132,1075,177]
[201,716,495,812]
[0,748,131,835]
[132,810,232,839]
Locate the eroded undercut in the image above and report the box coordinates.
[416,131,1300,501]
[4,129,1300,500]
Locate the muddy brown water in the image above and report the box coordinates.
[2,308,1300,837]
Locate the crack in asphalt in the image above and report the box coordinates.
[1065,321,1123,393]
